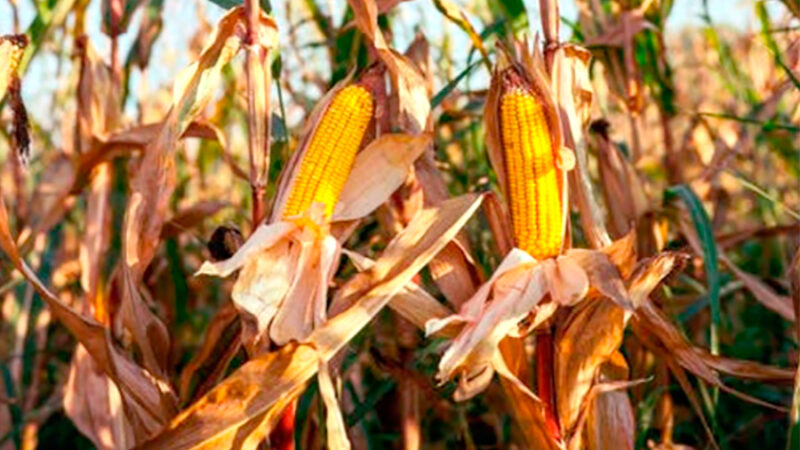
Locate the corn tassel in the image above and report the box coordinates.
[282,84,373,219]
[499,84,562,260]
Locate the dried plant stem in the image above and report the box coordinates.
[536,327,561,441]
[243,1,288,445]
[245,0,272,226]
[10,283,35,390]
[401,378,421,450]
[272,401,297,450]
[22,310,50,416]
[399,319,421,450]
[539,0,559,72]
[537,2,562,441]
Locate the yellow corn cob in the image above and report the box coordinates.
[500,85,562,260]
[282,84,373,219]
[0,35,26,100]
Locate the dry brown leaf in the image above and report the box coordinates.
[243,13,279,222]
[178,302,242,403]
[656,348,718,449]
[400,36,481,308]
[65,39,125,447]
[123,7,247,278]
[398,34,482,308]
[699,352,794,383]
[75,38,121,153]
[584,10,655,48]
[75,38,120,322]
[16,154,76,249]
[336,250,456,336]
[0,195,177,441]
[585,354,636,450]
[627,253,680,307]
[634,299,788,411]
[318,362,351,450]
[72,120,244,191]
[720,254,795,321]
[64,346,132,450]
[555,299,626,433]
[590,120,649,238]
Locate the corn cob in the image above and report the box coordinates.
[0,35,26,100]
[499,77,562,260]
[282,84,374,219]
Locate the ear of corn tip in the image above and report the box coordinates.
[499,78,562,260]
[282,84,374,219]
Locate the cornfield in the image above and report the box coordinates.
[1,0,799,448]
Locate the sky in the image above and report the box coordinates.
[0,0,787,134]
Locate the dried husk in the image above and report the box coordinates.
[555,299,626,435]
[584,354,636,450]
[333,133,431,221]
[346,0,430,133]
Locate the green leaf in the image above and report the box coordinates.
[19,0,77,75]
[665,185,721,357]
[345,379,396,427]
[756,1,800,91]
[487,0,527,32]
[431,59,482,108]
